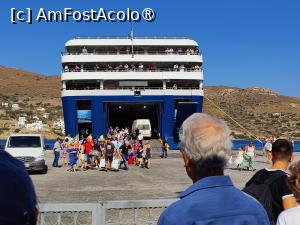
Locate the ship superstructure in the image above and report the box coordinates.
[61,35,203,147]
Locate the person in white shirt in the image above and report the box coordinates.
[138,63,144,71]
[241,143,256,171]
[180,65,185,72]
[124,64,129,71]
[137,133,143,145]
[173,64,179,71]
[277,160,300,225]
[264,142,273,164]
[194,64,200,71]
[64,65,69,72]
[82,47,88,55]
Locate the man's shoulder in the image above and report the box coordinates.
[278,205,300,225]
[164,186,264,210]
[159,189,269,224]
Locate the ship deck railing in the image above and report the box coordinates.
[74,36,189,39]
[62,68,202,73]
[61,51,201,56]
[62,87,201,91]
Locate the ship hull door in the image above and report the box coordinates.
[173,102,198,142]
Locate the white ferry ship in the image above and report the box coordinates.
[61,35,204,148]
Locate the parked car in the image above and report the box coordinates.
[132,119,152,138]
[5,134,48,174]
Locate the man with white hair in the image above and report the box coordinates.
[158,113,269,225]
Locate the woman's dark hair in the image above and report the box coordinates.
[288,161,300,202]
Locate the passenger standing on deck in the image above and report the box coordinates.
[264,142,273,164]
[144,140,152,169]
[61,137,69,167]
[91,138,100,168]
[234,146,244,168]
[137,132,143,145]
[137,142,144,167]
[277,160,300,225]
[112,136,118,152]
[133,139,140,164]
[52,138,62,168]
[244,139,296,224]
[82,47,88,55]
[99,136,106,154]
[161,137,168,158]
[108,126,114,136]
[67,139,79,172]
[119,141,131,170]
[84,136,93,170]
[79,139,86,169]
[158,113,269,225]
[105,138,115,171]
[241,143,256,171]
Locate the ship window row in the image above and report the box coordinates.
[63,46,200,56]
[63,63,202,73]
[64,80,202,90]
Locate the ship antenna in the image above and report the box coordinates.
[130,29,134,58]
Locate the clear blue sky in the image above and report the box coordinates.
[0,0,299,97]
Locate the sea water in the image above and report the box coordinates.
[0,139,299,151]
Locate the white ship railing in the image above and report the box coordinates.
[38,199,177,225]
[62,51,201,56]
[62,68,202,73]
[74,36,189,39]
[63,87,201,91]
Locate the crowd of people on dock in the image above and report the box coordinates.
[2,113,300,225]
[52,126,161,172]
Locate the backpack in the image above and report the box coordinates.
[242,171,284,225]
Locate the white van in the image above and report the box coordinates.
[5,134,47,174]
[132,119,152,138]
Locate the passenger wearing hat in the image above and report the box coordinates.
[264,142,273,164]
[67,138,79,172]
[0,151,38,225]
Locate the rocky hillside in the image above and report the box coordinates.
[0,66,299,139]
[0,66,60,105]
[203,86,300,139]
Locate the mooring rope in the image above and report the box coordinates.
[204,96,263,144]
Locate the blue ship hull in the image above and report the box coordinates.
[62,95,203,149]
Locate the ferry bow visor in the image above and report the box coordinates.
[33,8,156,23]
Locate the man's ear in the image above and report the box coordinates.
[181,150,190,168]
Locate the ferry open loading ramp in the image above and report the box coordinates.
[105,102,161,137]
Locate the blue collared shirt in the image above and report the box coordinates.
[158,176,269,225]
